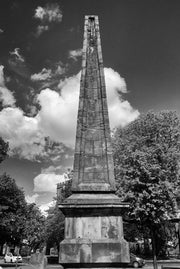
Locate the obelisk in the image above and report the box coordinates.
[59,15,130,268]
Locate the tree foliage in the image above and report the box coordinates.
[23,203,46,250]
[0,173,27,247]
[0,137,8,164]
[113,111,180,258]
[0,174,46,251]
[0,136,46,252]
[45,201,65,252]
[45,173,72,252]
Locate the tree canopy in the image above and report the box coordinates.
[113,111,180,261]
[45,174,72,252]
[23,203,46,250]
[0,136,46,253]
[0,137,8,164]
[0,174,46,252]
[0,173,27,246]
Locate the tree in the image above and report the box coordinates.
[113,111,180,268]
[0,137,9,221]
[45,173,72,253]
[0,136,46,253]
[23,203,46,251]
[0,137,8,164]
[0,137,28,252]
[45,201,65,253]
[0,173,27,250]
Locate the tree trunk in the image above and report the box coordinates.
[144,237,150,256]
[151,229,158,269]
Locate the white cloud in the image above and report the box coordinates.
[26,193,39,204]
[36,68,139,146]
[33,173,67,192]
[55,64,65,75]
[0,107,45,160]
[37,73,80,146]
[34,4,62,36]
[0,28,4,34]
[31,64,65,83]
[0,65,16,106]
[104,68,127,94]
[41,165,62,174]
[34,4,62,23]
[0,105,68,160]
[36,25,49,36]
[0,67,139,160]
[10,48,25,62]
[69,48,82,61]
[31,169,70,210]
[31,68,52,81]
[34,6,47,21]
[104,68,139,127]
[39,200,56,216]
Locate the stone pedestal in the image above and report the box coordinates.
[59,194,130,267]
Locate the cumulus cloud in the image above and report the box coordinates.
[104,68,140,127]
[34,3,62,36]
[54,63,66,76]
[28,167,70,211]
[41,139,71,164]
[26,193,39,204]
[31,64,65,82]
[0,107,45,160]
[33,173,68,192]
[10,48,25,62]
[69,48,82,61]
[37,72,80,146]
[36,25,49,36]
[31,68,52,81]
[41,165,62,174]
[36,68,139,146]
[39,200,56,216]
[0,105,70,160]
[8,49,30,79]
[34,4,62,23]
[0,65,16,106]
[31,64,66,91]
[0,67,139,160]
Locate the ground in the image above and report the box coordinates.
[1,260,180,269]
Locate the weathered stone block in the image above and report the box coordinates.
[60,238,130,265]
[60,212,130,265]
[59,15,130,269]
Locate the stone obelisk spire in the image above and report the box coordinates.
[72,15,115,193]
[59,16,130,268]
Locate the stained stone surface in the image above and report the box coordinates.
[64,216,124,239]
[59,15,130,268]
[72,15,115,193]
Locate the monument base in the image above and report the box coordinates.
[59,194,130,267]
[60,238,129,265]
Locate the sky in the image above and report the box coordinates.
[0,0,180,213]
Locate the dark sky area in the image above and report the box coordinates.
[1,0,180,113]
